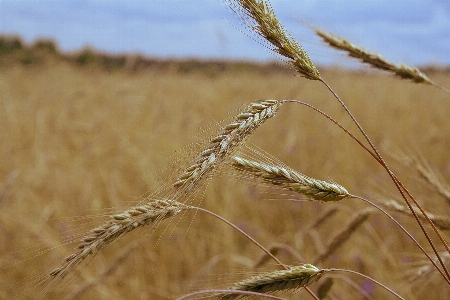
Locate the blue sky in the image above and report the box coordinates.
[0,0,449,67]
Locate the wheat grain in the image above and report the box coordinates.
[232,156,351,201]
[223,0,321,80]
[220,264,326,299]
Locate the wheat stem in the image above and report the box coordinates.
[320,79,450,281]
[328,269,405,300]
[177,290,285,300]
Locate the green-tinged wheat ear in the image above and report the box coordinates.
[315,29,432,84]
[220,264,326,299]
[223,0,321,80]
[232,156,351,201]
[172,100,282,195]
[50,199,186,279]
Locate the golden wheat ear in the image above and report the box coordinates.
[220,264,326,299]
[315,28,433,84]
[231,156,351,201]
[222,0,321,80]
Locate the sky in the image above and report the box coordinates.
[0,0,449,67]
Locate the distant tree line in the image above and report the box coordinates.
[0,35,296,74]
[0,35,447,74]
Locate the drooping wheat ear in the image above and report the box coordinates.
[315,29,432,84]
[383,200,450,231]
[173,100,282,194]
[220,264,326,299]
[50,199,186,279]
[232,156,351,201]
[223,0,321,80]
[314,208,374,264]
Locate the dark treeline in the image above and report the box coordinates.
[0,35,294,74]
[0,35,448,75]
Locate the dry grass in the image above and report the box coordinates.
[0,50,450,299]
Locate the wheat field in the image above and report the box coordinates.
[0,57,449,299]
[1,1,450,298]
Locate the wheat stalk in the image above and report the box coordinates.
[315,29,432,84]
[220,264,326,299]
[223,0,321,80]
[232,156,351,201]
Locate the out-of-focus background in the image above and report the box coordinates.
[0,1,449,299]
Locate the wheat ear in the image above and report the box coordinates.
[220,264,326,299]
[315,29,432,84]
[232,156,351,201]
[173,100,282,194]
[50,199,186,278]
[223,0,321,80]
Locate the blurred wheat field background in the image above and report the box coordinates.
[1,45,450,299]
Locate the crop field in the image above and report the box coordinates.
[0,57,449,299]
[1,1,450,299]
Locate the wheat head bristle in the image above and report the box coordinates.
[315,29,432,84]
[232,156,351,201]
[173,100,282,193]
[224,0,321,80]
[220,264,326,299]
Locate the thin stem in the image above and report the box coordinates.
[431,82,450,96]
[192,206,320,300]
[177,289,285,300]
[328,269,405,300]
[320,79,450,280]
[352,195,450,285]
[284,98,450,284]
[193,206,286,268]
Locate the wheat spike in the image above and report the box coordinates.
[220,264,326,299]
[232,156,351,201]
[315,29,432,84]
[50,199,185,278]
[223,0,321,80]
[173,100,282,194]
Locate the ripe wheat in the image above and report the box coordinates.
[220,264,326,299]
[232,156,351,201]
